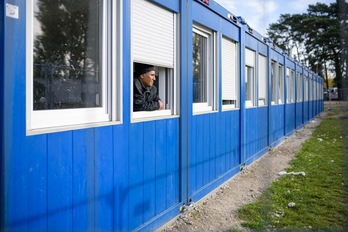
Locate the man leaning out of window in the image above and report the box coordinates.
[133,63,164,111]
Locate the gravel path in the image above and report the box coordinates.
[160,113,324,232]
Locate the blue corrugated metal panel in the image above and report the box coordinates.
[0,1,4,229]
[245,33,258,51]
[189,111,240,201]
[192,1,220,31]
[220,17,240,42]
[258,42,268,56]
[244,107,268,162]
[296,102,304,128]
[47,132,73,231]
[304,101,309,123]
[270,105,285,145]
[285,103,296,135]
[152,0,180,12]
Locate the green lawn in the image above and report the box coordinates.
[237,103,348,231]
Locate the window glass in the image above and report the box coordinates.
[278,64,284,104]
[296,73,303,102]
[271,61,277,104]
[192,32,207,103]
[245,48,256,107]
[258,55,267,106]
[33,0,102,110]
[192,25,216,113]
[304,76,309,101]
[286,68,295,103]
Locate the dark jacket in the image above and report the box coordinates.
[133,78,161,111]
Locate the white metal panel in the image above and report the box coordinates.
[222,37,237,100]
[132,0,175,68]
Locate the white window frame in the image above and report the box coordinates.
[192,24,217,114]
[131,0,179,121]
[26,0,121,135]
[245,48,256,108]
[221,36,239,110]
[258,55,268,106]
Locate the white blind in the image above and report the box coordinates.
[258,55,267,99]
[245,48,255,67]
[222,37,238,100]
[132,0,175,68]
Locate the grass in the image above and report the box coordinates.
[237,103,348,231]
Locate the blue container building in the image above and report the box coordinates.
[1,0,324,231]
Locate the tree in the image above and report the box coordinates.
[267,0,348,91]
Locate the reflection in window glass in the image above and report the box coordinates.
[192,32,207,103]
[33,0,102,110]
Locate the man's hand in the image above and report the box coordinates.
[159,100,164,110]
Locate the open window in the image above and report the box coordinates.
[245,48,256,107]
[131,0,178,120]
[192,24,217,114]
[221,36,239,110]
[26,0,121,134]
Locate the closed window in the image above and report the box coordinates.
[296,73,303,102]
[286,68,295,103]
[245,48,256,107]
[26,0,120,133]
[221,36,239,110]
[258,55,268,106]
[192,24,217,113]
[131,0,178,120]
[304,76,309,101]
[271,61,284,105]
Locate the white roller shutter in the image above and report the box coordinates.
[245,48,255,67]
[132,0,175,68]
[222,37,238,101]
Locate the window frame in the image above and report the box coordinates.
[26,0,122,135]
[131,0,179,121]
[192,24,217,114]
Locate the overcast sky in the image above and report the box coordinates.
[214,0,336,36]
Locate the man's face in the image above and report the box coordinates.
[140,70,156,88]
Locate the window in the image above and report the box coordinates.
[304,76,309,101]
[131,0,178,120]
[296,73,303,102]
[26,0,120,133]
[271,61,284,105]
[286,68,295,103]
[245,48,256,107]
[192,24,217,113]
[221,36,239,110]
[258,55,267,106]
[278,64,285,104]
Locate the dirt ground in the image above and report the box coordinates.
[159,105,336,232]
